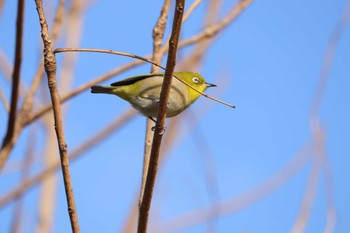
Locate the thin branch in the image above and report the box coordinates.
[140,0,172,208]
[33,1,80,232]
[0,109,136,207]
[137,1,185,232]
[0,0,25,171]
[54,48,235,108]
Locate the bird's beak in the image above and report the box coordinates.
[205,82,217,88]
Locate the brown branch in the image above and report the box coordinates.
[0,109,136,207]
[137,1,185,232]
[33,1,80,232]
[0,0,24,171]
[54,48,235,108]
[139,0,171,208]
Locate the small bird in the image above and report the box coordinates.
[91,72,216,120]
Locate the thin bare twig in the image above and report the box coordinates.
[33,0,80,232]
[0,0,24,171]
[139,0,172,208]
[137,1,185,232]
[54,48,235,108]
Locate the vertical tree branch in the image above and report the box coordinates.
[137,0,185,232]
[140,0,171,207]
[33,0,80,232]
[0,0,24,171]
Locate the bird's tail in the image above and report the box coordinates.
[91,85,114,94]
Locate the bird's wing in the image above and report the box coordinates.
[110,73,164,87]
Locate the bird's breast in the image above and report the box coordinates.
[129,81,190,118]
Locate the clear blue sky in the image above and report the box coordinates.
[0,0,349,232]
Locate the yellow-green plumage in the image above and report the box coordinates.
[91,72,215,118]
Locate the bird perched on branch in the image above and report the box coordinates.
[91,72,216,120]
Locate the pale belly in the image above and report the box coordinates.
[130,92,189,118]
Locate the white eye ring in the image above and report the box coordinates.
[192,77,200,84]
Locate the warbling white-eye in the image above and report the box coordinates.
[91,72,216,119]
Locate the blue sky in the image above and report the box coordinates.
[0,0,349,232]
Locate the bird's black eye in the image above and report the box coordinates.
[192,77,200,84]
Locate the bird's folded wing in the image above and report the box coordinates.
[111,73,164,87]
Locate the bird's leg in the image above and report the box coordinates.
[149,117,167,133]
[148,117,157,123]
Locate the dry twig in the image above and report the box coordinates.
[0,0,24,171]
[139,0,172,210]
[33,0,80,232]
[137,1,185,232]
